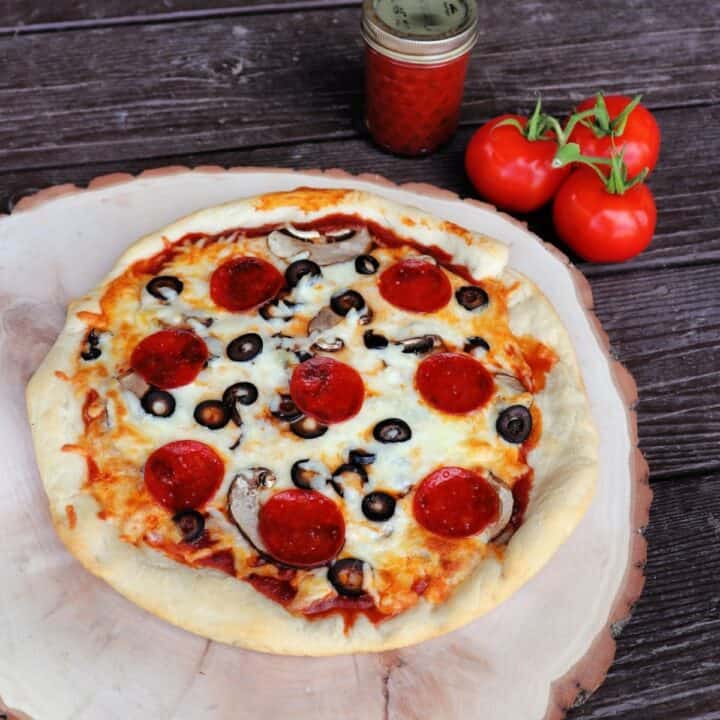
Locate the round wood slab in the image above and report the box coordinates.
[0,168,650,720]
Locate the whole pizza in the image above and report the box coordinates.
[27,188,597,654]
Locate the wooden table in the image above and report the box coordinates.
[1,2,718,718]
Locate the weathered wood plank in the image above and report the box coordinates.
[0,5,717,171]
[2,105,718,270]
[569,472,720,719]
[0,0,358,32]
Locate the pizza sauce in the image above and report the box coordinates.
[63,204,558,628]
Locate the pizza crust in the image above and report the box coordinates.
[26,188,597,655]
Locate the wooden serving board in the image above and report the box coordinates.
[0,168,650,720]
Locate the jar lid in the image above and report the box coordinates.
[362,0,479,63]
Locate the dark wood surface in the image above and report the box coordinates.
[1,1,718,718]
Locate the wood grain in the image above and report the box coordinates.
[2,103,718,269]
[568,472,720,719]
[0,4,718,171]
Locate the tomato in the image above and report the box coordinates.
[568,95,660,178]
[552,168,656,263]
[465,114,570,213]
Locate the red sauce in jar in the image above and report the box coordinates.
[362,0,478,156]
[365,47,471,155]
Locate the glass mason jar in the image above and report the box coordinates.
[361,0,479,156]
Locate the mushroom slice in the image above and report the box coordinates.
[494,372,531,400]
[267,226,371,266]
[227,467,277,554]
[307,306,342,334]
[481,475,514,543]
[311,336,345,353]
[397,334,445,355]
[281,225,323,240]
[118,371,150,399]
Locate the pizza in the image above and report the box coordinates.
[26,187,598,655]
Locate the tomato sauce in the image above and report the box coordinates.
[246,573,298,605]
[81,389,102,430]
[196,549,236,577]
[303,593,387,630]
[518,336,558,392]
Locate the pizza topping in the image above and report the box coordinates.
[259,489,345,568]
[267,226,371,266]
[173,509,205,543]
[373,418,412,443]
[210,256,284,312]
[271,394,304,423]
[464,336,490,354]
[285,259,321,288]
[194,400,231,430]
[259,295,296,322]
[311,336,345,353]
[227,332,263,362]
[227,468,277,555]
[416,352,494,414]
[496,405,533,443]
[329,463,368,497]
[290,356,365,425]
[455,285,489,312]
[330,289,366,317]
[354,254,380,275]
[413,467,500,538]
[144,440,224,511]
[222,382,258,426]
[398,334,444,355]
[348,448,376,465]
[325,228,358,241]
[363,329,389,349]
[81,329,102,361]
[361,491,396,521]
[290,416,329,439]
[308,306,343,335]
[146,275,183,302]
[378,258,452,313]
[291,458,328,490]
[327,558,366,597]
[140,388,176,418]
[131,329,209,390]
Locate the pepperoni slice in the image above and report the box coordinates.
[258,489,345,567]
[210,256,283,312]
[378,258,452,313]
[130,328,208,389]
[415,352,494,414]
[290,356,365,424]
[413,467,499,538]
[144,440,224,511]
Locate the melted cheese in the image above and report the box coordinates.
[70,229,545,618]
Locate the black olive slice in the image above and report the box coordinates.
[354,254,379,275]
[295,350,314,362]
[285,259,322,288]
[363,329,389,349]
[272,394,304,423]
[141,388,176,418]
[496,405,532,444]
[330,289,365,317]
[146,275,184,301]
[361,491,396,522]
[259,297,296,321]
[227,333,263,362]
[81,346,102,361]
[348,449,376,466]
[173,509,205,543]
[327,558,365,597]
[329,463,368,497]
[373,418,412,443]
[223,382,258,407]
[290,416,328,439]
[87,329,100,346]
[464,336,490,353]
[290,458,324,489]
[194,400,231,430]
[455,285,489,311]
